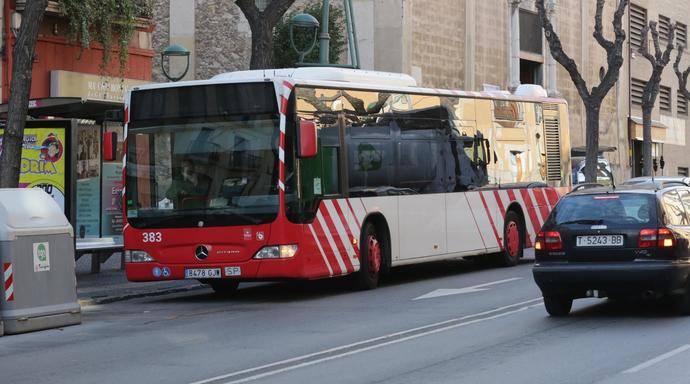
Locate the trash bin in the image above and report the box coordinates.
[0,189,81,334]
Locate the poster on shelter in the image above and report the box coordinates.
[0,127,67,211]
[101,162,123,243]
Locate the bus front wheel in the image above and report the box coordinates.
[354,222,382,290]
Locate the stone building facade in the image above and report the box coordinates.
[150,0,690,181]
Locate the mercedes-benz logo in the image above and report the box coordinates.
[195,245,209,260]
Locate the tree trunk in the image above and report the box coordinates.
[642,105,653,176]
[0,0,48,188]
[583,103,601,183]
[249,19,274,69]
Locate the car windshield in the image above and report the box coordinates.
[553,193,657,225]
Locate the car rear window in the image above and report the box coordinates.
[554,193,656,225]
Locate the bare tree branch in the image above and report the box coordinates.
[0,0,49,188]
[265,0,297,25]
[536,0,628,183]
[638,20,676,176]
[235,0,297,69]
[592,0,628,103]
[593,0,613,50]
[639,25,656,63]
[536,0,589,100]
[675,44,690,100]
[235,0,259,23]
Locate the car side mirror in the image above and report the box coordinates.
[299,120,318,158]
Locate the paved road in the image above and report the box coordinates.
[3,253,690,384]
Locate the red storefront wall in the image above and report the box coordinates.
[3,3,154,103]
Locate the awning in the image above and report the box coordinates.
[571,146,617,157]
[0,97,123,122]
[629,116,668,143]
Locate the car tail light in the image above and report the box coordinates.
[638,229,657,248]
[658,228,676,248]
[535,231,562,251]
[638,228,676,248]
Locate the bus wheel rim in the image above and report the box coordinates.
[506,221,519,258]
[367,235,381,277]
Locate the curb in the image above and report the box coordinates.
[78,283,207,307]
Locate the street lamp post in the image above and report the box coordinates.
[288,0,360,69]
[289,13,320,65]
[161,44,191,82]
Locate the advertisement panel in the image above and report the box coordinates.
[101,162,123,242]
[0,127,67,211]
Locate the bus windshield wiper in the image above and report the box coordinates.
[558,219,604,225]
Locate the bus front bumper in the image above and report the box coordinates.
[125,257,319,282]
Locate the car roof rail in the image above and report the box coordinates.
[571,183,604,193]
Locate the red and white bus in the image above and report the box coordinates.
[123,68,570,291]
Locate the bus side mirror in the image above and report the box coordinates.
[299,120,318,158]
[103,131,117,161]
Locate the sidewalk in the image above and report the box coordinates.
[76,255,204,306]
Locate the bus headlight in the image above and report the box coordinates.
[254,245,298,259]
[124,250,155,263]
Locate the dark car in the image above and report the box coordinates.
[621,176,690,189]
[532,185,690,316]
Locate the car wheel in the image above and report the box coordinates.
[209,280,240,295]
[354,222,382,290]
[543,296,573,317]
[497,211,523,267]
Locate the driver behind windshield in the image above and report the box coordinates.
[165,158,211,208]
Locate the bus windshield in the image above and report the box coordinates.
[125,82,281,228]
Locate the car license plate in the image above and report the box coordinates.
[184,268,221,279]
[576,235,624,247]
[224,266,241,277]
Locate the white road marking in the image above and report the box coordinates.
[623,344,690,374]
[413,277,523,300]
[188,297,542,384]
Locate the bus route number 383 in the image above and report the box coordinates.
[142,232,163,243]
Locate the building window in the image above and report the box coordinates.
[678,23,688,47]
[631,78,646,105]
[630,4,647,49]
[519,10,542,55]
[679,92,688,116]
[679,167,689,177]
[660,85,672,112]
[659,15,671,42]
[519,9,543,86]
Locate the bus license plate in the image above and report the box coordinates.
[224,267,241,276]
[184,268,221,279]
[576,235,624,247]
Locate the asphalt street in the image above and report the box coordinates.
[3,252,690,384]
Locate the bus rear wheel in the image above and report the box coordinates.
[208,280,240,295]
[354,223,382,290]
[497,210,523,267]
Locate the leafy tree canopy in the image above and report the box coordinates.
[57,0,153,74]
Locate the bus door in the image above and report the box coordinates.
[392,96,448,260]
[446,122,488,254]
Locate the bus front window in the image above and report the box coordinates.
[126,83,281,228]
